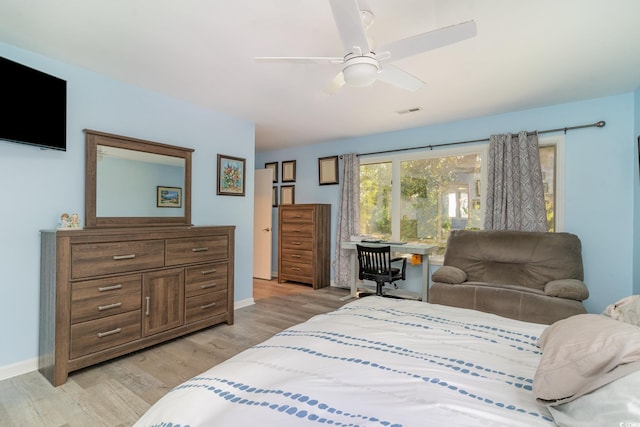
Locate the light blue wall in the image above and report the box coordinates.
[0,43,255,368]
[258,93,638,314]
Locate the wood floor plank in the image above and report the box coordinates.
[0,280,349,426]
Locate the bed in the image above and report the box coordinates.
[135,296,640,427]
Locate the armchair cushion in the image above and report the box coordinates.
[544,279,589,301]
[432,266,467,284]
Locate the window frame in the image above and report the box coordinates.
[359,135,565,243]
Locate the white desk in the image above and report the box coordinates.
[340,241,437,302]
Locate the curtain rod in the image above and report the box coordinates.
[347,120,606,158]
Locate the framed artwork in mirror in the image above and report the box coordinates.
[282,160,296,182]
[280,185,295,205]
[217,154,246,196]
[272,186,278,207]
[318,155,339,185]
[265,161,278,183]
[157,186,182,208]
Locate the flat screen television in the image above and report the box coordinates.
[0,56,67,151]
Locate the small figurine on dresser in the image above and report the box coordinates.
[59,213,70,229]
[59,212,81,229]
[70,213,81,228]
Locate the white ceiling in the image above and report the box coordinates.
[1,0,639,151]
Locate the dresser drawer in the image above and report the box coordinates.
[280,261,313,278]
[70,310,141,359]
[281,208,314,222]
[185,263,228,297]
[185,290,227,324]
[71,240,165,279]
[166,236,229,266]
[72,275,141,301]
[71,276,142,324]
[280,222,314,237]
[280,248,312,264]
[280,238,313,251]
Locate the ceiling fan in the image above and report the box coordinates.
[256,0,477,94]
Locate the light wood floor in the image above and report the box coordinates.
[0,279,350,427]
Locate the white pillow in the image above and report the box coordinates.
[547,370,640,427]
[602,295,640,326]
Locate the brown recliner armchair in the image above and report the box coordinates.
[430,230,589,324]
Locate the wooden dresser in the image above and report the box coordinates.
[39,225,234,386]
[278,204,330,289]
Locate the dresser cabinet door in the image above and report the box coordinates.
[142,268,185,336]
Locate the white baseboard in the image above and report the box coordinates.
[234,297,255,310]
[0,357,38,381]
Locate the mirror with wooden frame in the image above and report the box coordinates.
[84,129,193,228]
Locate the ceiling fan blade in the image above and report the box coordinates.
[378,20,477,62]
[377,64,425,92]
[255,56,344,65]
[329,0,370,54]
[323,71,346,95]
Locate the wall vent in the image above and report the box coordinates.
[396,106,423,115]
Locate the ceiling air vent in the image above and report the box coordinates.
[396,106,423,115]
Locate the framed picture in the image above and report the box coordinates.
[265,161,278,183]
[318,155,339,185]
[282,160,296,182]
[272,186,278,207]
[217,154,246,196]
[280,185,295,205]
[157,186,182,208]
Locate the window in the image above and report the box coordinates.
[359,136,563,257]
[359,162,392,238]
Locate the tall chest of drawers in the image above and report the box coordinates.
[278,204,330,289]
[39,225,234,386]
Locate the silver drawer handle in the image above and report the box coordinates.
[98,284,122,292]
[291,267,301,271]
[201,269,217,275]
[97,328,122,338]
[201,302,216,310]
[145,296,150,316]
[293,229,302,232]
[293,215,302,218]
[201,283,217,289]
[113,254,136,260]
[98,302,122,311]
[192,247,209,252]
[291,255,301,258]
[292,241,302,245]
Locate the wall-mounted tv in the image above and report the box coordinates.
[0,56,67,151]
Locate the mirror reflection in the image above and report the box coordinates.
[96,145,185,217]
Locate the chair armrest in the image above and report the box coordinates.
[391,257,407,280]
[544,279,589,301]
[432,266,467,284]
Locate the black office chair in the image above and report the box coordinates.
[356,244,407,297]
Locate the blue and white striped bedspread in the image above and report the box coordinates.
[135,297,553,426]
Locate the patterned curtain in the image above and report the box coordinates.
[484,131,547,231]
[333,153,360,287]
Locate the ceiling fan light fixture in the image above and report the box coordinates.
[343,56,379,87]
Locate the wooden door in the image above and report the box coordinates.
[142,268,185,336]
